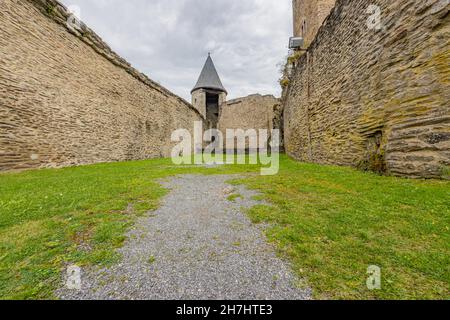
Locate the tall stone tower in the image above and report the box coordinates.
[292,0,336,47]
[191,54,227,128]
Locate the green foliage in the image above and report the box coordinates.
[287,51,304,65]
[227,194,243,202]
[147,255,156,264]
[358,150,386,175]
[441,166,450,180]
[279,51,304,90]
[45,3,56,16]
[279,78,290,88]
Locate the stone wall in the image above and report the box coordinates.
[218,94,280,150]
[284,0,450,178]
[292,0,336,47]
[192,89,226,128]
[0,0,204,171]
[191,90,207,119]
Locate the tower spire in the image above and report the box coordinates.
[191,54,227,94]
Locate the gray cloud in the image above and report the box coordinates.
[60,0,292,100]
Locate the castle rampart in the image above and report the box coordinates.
[285,0,450,178]
[0,0,205,171]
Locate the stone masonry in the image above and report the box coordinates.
[293,0,336,47]
[0,0,204,171]
[218,94,281,151]
[284,0,450,178]
[1,0,448,179]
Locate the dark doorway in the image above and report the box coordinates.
[205,92,220,128]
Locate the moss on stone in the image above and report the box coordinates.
[440,166,450,180]
[45,3,56,16]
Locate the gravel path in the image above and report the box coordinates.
[57,174,311,300]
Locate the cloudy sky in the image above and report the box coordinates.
[60,0,292,100]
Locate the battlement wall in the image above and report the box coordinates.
[0,0,204,171]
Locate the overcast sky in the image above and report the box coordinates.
[59,0,292,100]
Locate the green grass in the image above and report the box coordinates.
[231,155,450,300]
[227,193,243,202]
[147,255,156,264]
[0,155,448,299]
[0,157,257,299]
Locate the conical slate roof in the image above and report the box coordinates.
[191,54,227,94]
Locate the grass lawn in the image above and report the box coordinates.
[0,155,448,299]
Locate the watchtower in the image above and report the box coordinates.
[191,54,227,128]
